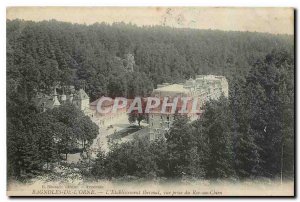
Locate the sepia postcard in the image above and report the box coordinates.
[6,7,295,196]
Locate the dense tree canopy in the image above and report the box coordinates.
[7,103,98,180]
[7,19,294,181]
[7,19,293,101]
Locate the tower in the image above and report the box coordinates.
[61,87,67,104]
[52,88,61,107]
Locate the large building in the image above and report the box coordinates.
[149,75,229,141]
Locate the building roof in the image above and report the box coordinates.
[90,97,114,107]
[32,94,60,110]
[153,84,189,93]
[74,89,89,100]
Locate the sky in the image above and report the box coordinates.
[6,7,294,35]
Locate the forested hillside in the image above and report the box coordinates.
[7,19,294,181]
[7,19,293,101]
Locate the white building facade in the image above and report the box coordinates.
[149,75,229,141]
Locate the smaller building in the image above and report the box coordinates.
[32,88,61,112]
[73,89,92,117]
[33,86,128,130]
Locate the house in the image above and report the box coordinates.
[148,75,229,141]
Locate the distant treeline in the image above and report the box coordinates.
[7,19,293,100]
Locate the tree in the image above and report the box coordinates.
[232,49,294,179]
[128,98,148,127]
[165,114,204,178]
[128,112,146,127]
[230,78,261,179]
[92,136,161,179]
[201,97,236,179]
[6,19,294,181]
[50,104,99,152]
[30,113,60,170]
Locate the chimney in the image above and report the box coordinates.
[42,102,46,112]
